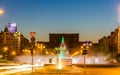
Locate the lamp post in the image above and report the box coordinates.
[22,49,30,55]
[30,32,36,75]
[81,41,92,75]
[45,49,48,55]
[36,43,45,55]
[3,46,8,52]
[3,46,8,62]
[11,51,16,56]
[40,44,45,55]
[36,43,40,55]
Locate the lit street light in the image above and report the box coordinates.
[80,41,92,75]
[3,46,8,61]
[30,32,36,75]
[39,44,45,55]
[11,51,16,56]
[45,49,48,54]
[36,43,45,55]
[3,46,8,52]
[22,49,31,55]
[0,8,4,15]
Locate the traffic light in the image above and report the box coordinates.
[84,41,92,46]
[82,50,88,55]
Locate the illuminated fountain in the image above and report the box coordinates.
[55,36,72,69]
[39,37,81,74]
[57,36,69,59]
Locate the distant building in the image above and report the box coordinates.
[49,33,80,55]
[0,24,29,60]
[109,26,120,57]
[98,26,120,58]
[98,36,110,55]
[36,33,96,56]
[36,41,49,55]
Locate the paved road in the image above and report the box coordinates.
[1,65,120,75]
[86,67,120,75]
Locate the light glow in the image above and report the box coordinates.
[58,64,62,69]
[57,60,62,69]
[0,8,4,15]
[0,64,44,75]
[8,23,17,33]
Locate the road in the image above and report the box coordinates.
[0,64,120,75]
[85,67,120,75]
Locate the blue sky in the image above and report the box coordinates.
[0,0,119,43]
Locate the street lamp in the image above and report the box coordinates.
[40,44,45,55]
[0,8,4,16]
[11,51,16,56]
[22,49,31,55]
[36,43,45,55]
[3,46,8,52]
[45,49,48,55]
[81,41,92,75]
[3,46,8,62]
[30,32,36,75]
[36,43,40,55]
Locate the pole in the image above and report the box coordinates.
[32,48,33,75]
[30,32,36,75]
[56,50,59,74]
[57,54,59,75]
[83,55,86,75]
[41,48,42,55]
[30,46,34,75]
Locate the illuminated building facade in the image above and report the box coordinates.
[99,26,120,58]
[109,26,120,56]
[0,24,29,60]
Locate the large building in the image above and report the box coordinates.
[0,24,29,60]
[98,36,110,55]
[99,26,120,58]
[49,33,80,55]
[109,26,120,57]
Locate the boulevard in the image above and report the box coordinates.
[0,63,120,75]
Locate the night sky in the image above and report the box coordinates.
[0,0,119,43]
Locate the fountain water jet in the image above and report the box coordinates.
[55,36,72,69]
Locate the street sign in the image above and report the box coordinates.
[30,32,36,37]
